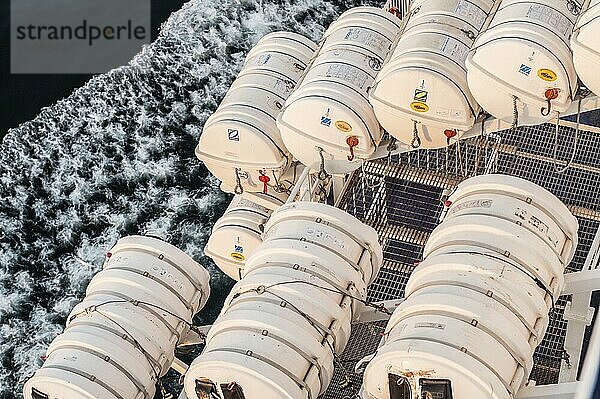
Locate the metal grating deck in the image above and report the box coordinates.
[323,321,388,399]
[320,117,600,398]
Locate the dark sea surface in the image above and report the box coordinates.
[0,1,378,397]
[1,1,189,137]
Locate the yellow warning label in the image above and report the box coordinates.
[410,101,429,113]
[335,120,353,133]
[231,252,245,261]
[537,68,557,82]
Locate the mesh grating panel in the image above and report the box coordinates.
[529,296,570,386]
[384,0,411,16]
[320,116,600,398]
[321,321,387,399]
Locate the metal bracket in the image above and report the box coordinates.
[357,298,404,323]
[560,292,595,383]
[563,301,595,326]
[178,325,212,347]
[170,357,189,375]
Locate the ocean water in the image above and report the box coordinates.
[0,1,191,137]
[0,0,378,397]
[0,1,192,138]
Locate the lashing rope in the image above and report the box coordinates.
[363,137,397,186]
[234,168,244,195]
[271,170,289,194]
[411,120,421,149]
[227,278,390,396]
[460,28,476,40]
[361,160,383,191]
[69,299,207,341]
[232,280,392,317]
[68,298,205,386]
[511,95,519,134]
[553,98,581,174]
[229,284,337,399]
[385,137,398,169]
[317,147,330,181]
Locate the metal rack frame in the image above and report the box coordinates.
[319,117,600,399]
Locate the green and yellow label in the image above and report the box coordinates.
[537,68,557,82]
[335,120,353,133]
[231,252,245,261]
[410,101,429,113]
[414,89,428,102]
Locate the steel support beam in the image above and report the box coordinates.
[560,292,595,383]
[575,320,600,399]
[517,382,580,399]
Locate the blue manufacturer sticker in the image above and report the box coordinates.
[258,53,272,65]
[321,116,332,127]
[234,245,244,253]
[344,28,361,40]
[228,129,240,141]
[519,64,532,76]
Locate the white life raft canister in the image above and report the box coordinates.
[466,0,580,125]
[571,0,600,96]
[362,175,578,399]
[196,32,317,194]
[205,195,272,280]
[185,202,383,399]
[23,236,211,399]
[278,7,402,175]
[370,0,496,149]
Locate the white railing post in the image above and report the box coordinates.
[560,226,600,382]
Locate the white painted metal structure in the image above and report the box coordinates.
[184,202,383,399]
[573,319,600,399]
[466,0,580,126]
[204,195,272,280]
[23,236,211,399]
[362,175,579,399]
[220,181,289,210]
[278,7,402,174]
[370,0,496,149]
[571,0,600,97]
[218,162,307,211]
[196,32,317,193]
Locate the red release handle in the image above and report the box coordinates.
[347,136,360,161]
[258,174,270,194]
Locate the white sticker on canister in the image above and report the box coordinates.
[449,109,466,120]
[526,4,573,38]
[325,64,369,89]
[440,37,470,64]
[343,28,389,53]
[436,108,450,118]
[272,78,295,96]
[455,0,487,30]
[415,322,446,330]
